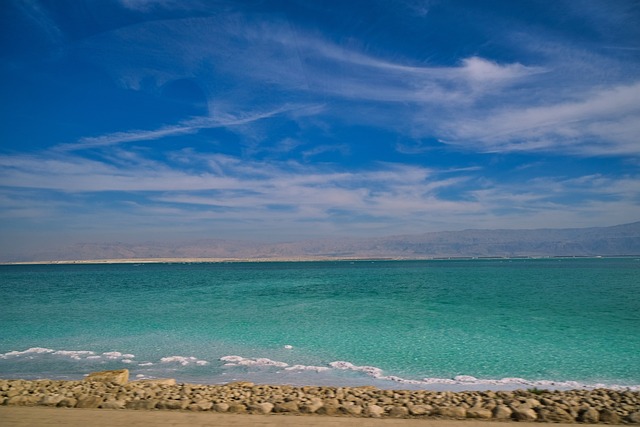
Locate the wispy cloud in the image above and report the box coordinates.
[54,105,312,151]
[439,81,640,155]
[1,147,638,239]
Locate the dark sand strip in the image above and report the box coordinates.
[0,407,576,427]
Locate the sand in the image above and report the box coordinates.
[0,407,577,427]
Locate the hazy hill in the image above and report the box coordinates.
[6,221,639,263]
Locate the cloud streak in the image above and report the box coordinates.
[1,147,638,239]
[439,81,640,155]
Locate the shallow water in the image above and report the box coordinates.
[1,258,639,390]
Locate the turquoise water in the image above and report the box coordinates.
[1,259,639,390]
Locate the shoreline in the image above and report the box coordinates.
[2,373,638,424]
[2,255,635,266]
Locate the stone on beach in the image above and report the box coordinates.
[84,369,129,385]
[0,377,639,424]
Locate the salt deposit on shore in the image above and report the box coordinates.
[1,370,639,423]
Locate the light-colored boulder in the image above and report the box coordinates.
[84,369,129,385]
[340,403,363,416]
[226,381,254,387]
[580,407,600,423]
[365,404,384,418]
[188,400,213,411]
[538,407,574,423]
[512,405,538,421]
[467,405,493,419]
[599,409,620,424]
[249,402,274,414]
[274,401,299,413]
[39,395,64,406]
[627,411,640,424]
[493,404,513,419]
[7,395,38,406]
[300,397,324,413]
[227,402,247,413]
[438,406,467,418]
[57,397,78,408]
[388,405,409,417]
[407,404,431,416]
[131,378,176,386]
[212,402,230,412]
[100,399,126,409]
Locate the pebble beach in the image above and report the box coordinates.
[2,369,639,424]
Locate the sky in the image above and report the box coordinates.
[1,0,640,257]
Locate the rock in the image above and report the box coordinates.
[512,405,538,421]
[388,405,409,417]
[627,411,640,424]
[316,403,340,415]
[188,400,213,411]
[300,397,324,413]
[101,399,126,409]
[212,402,230,412]
[131,378,176,386]
[274,401,299,413]
[365,404,384,418]
[84,369,129,385]
[76,396,104,408]
[538,407,575,423]
[226,381,254,387]
[7,396,37,406]
[467,406,493,419]
[493,404,513,419]
[525,398,541,408]
[580,407,600,423]
[437,406,467,418]
[340,403,363,416]
[227,402,247,413]
[57,397,78,408]
[407,403,431,416]
[39,395,64,406]
[599,408,621,424]
[249,402,274,414]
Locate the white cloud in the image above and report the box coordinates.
[439,81,640,155]
[2,146,639,241]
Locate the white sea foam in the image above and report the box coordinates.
[1,347,55,358]
[220,355,288,368]
[51,350,96,360]
[328,360,640,391]
[160,356,208,366]
[138,362,154,367]
[102,352,135,359]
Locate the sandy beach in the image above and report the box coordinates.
[0,407,578,427]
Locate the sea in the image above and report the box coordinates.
[1,258,639,391]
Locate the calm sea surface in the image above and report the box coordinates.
[1,258,639,390]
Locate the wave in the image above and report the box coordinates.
[2,347,638,391]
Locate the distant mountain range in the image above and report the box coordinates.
[7,221,640,263]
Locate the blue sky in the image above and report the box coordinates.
[1,0,639,257]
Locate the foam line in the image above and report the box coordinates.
[160,356,209,366]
